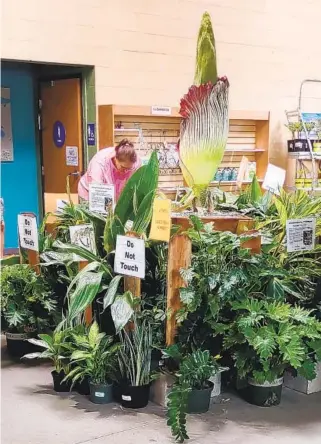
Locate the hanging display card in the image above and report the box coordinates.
[149,198,171,242]
[286,218,316,253]
[1,87,14,161]
[89,183,115,215]
[66,146,79,166]
[262,164,286,195]
[18,214,39,251]
[69,224,96,261]
[114,235,145,279]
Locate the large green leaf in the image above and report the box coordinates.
[297,359,317,381]
[103,275,123,310]
[308,339,321,360]
[110,292,134,332]
[267,278,285,301]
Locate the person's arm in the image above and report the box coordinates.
[86,155,106,185]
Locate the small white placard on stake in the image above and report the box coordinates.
[89,183,115,215]
[66,146,79,166]
[69,224,96,261]
[151,105,172,116]
[114,235,145,279]
[18,214,39,251]
[262,164,286,195]
[56,199,68,212]
[286,218,316,253]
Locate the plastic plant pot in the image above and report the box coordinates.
[248,377,283,407]
[120,384,150,409]
[6,331,38,359]
[187,381,214,413]
[76,376,90,395]
[89,382,113,404]
[51,370,71,393]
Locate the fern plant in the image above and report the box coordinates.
[223,299,321,384]
[165,348,219,442]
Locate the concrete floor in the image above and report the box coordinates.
[1,340,321,444]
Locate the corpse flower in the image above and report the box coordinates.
[179,12,229,198]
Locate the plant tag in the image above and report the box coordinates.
[286,218,316,253]
[122,395,131,401]
[95,391,105,398]
[262,164,286,195]
[114,235,145,279]
[69,224,96,261]
[149,198,171,242]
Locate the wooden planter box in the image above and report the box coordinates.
[284,362,321,394]
[171,214,254,234]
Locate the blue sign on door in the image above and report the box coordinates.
[87,123,96,146]
[53,121,66,148]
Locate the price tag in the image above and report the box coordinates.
[18,214,39,251]
[114,235,145,279]
[89,183,115,215]
[286,218,316,253]
[149,198,171,242]
[69,224,96,261]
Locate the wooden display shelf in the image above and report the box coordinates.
[98,105,270,191]
[171,214,255,234]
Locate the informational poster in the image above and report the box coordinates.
[149,198,171,242]
[18,214,39,251]
[1,87,14,161]
[89,183,115,215]
[66,146,79,166]
[262,164,286,195]
[69,224,96,261]
[114,235,145,279]
[286,218,316,253]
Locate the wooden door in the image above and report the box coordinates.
[40,78,83,214]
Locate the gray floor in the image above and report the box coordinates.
[1,339,321,444]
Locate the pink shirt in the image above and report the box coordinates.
[78,147,141,201]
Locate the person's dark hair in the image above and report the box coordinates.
[115,139,137,163]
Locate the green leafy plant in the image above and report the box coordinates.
[23,329,75,373]
[165,348,219,442]
[117,313,153,386]
[223,299,321,384]
[1,265,57,333]
[64,322,118,386]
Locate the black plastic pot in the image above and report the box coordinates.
[51,370,71,393]
[89,381,113,404]
[248,377,283,407]
[187,381,213,414]
[120,384,150,409]
[76,376,90,395]
[5,331,38,359]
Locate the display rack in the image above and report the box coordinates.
[285,79,321,193]
[98,105,270,192]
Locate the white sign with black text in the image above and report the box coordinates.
[114,235,145,279]
[151,105,172,116]
[66,146,79,166]
[18,214,39,251]
[69,224,96,261]
[262,164,286,195]
[89,183,115,215]
[286,218,316,253]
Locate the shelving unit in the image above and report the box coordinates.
[98,105,270,192]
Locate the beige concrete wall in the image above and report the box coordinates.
[2,0,321,167]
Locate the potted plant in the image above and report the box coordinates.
[164,347,220,442]
[313,119,321,153]
[117,315,153,408]
[285,121,309,152]
[1,264,57,358]
[223,299,321,407]
[23,329,73,392]
[64,322,118,404]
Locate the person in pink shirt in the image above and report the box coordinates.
[78,139,142,202]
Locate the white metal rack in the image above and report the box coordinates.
[285,79,321,193]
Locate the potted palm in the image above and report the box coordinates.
[117,315,153,408]
[1,264,57,358]
[224,299,321,407]
[164,347,220,442]
[64,322,118,404]
[23,329,73,392]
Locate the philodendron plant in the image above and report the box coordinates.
[223,299,321,385]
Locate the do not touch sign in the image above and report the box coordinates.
[114,235,145,279]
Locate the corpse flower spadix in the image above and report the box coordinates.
[179,12,229,197]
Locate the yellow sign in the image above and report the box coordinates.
[149,198,171,242]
